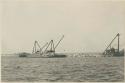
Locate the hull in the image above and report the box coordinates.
[103,49,124,57]
[19,53,67,58]
[113,50,124,57]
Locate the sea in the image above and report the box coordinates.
[1,55,124,82]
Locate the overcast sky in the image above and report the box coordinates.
[1,0,125,54]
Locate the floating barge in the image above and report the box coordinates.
[103,33,124,57]
[19,35,67,58]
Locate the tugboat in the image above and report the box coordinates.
[103,33,124,57]
[19,35,67,58]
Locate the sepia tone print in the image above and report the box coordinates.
[1,0,125,82]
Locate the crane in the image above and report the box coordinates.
[103,33,120,56]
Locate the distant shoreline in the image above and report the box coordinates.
[1,52,102,55]
[1,52,103,57]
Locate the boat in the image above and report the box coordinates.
[19,35,67,58]
[103,33,124,57]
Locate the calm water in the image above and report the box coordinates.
[1,55,124,82]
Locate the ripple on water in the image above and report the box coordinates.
[1,56,124,82]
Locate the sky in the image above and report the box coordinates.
[1,0,125,54]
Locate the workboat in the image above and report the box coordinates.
[103,33,124,57]
[19,35,67,58]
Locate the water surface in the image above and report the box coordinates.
[1,55,124,82]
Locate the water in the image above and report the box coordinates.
[1,55,124,82]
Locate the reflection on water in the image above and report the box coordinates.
[1,55,124,82]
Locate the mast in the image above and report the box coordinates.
[104,34,118,52]
[40,42,48,54]
[35,41,37,53]
[43,40,52,53]
[117,33,120,53]
[32,41,41,54]
[54,35,64,49]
